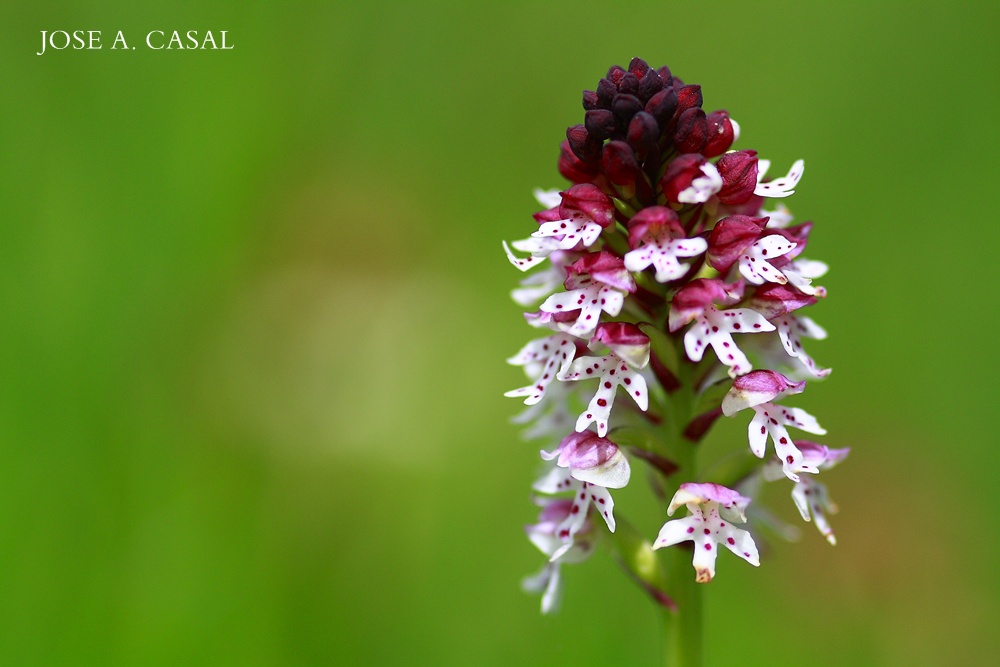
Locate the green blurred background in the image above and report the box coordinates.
[2,1,998,665]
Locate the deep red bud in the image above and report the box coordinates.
[674,84,703,116]
[707,215,769,273]
[716,150,759,205]
[673,108,709,154]
[628,57,650,78]
[560,184,615,228]
[644,88,678,127]
[659,153,706,204]
[582,90,599,111]
[607,65,627,87]
[596,78,616,108]
[637,68,663,103]
[612,94,643,127]
[703,110,735,158]
[619,72,639,96]
[558,140,601,183]
[627,111,660,159]
[567,124,602,163]
[585,109,617,141]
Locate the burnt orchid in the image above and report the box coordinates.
[503,58,849,665]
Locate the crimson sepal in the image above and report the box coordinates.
[596,78,616,108]
[558,140,601,183]
[565,251,636,293]
[531,206,563,225]
[567,124,602,163]
[707,215,768,274]
[674,108,709,154]
[674,85,703,117]
[627,111,659,159]
[607,65,627,87]
[582,90,599,111]
[628,57,650,78]
[625,206,683,249]
[703,110,736,158]
[748,283,817,319]
[716,150,759,205]
[560,184,615,228]
[602,141,645,200]
[660,153,708,204]
[644,88,678,127]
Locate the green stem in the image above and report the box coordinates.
[658,398,703,667]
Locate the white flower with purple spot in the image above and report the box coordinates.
[622,206,708,283]
[677,161,723,204]
[754,159,804,199]
[764,442,849,545]
[774,313,830,378]
[523,496,595,614]
[652,483,760,583]
[504,333,580,405]
[738,234,798,285]
[722,370,827,481]
[669,279,775,378]
[538,251,636,338]
[504,185,616,270]
[560,350,649,437]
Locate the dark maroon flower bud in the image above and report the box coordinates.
[628,57,650,78]
[626,206,683,249]
[644,88,678,127]
[596,78,616,108]
[560,184,615,228]
[674,84,703,117]
[619,72,639,97]
[567,124,602,163]
[638,68,663,103]
[612,94,643,127]
[627,111,659,159]
[707,215,768,274]
[585,109,617,141]
[607,65,627,87]
[558,140,601,183]
[601,141,643,200]
[583,90,599,111]
[656,65,673,87]
[703,110,736,158]
[674,107,708,154]
[660,153,708,204]
[716,150,758,205]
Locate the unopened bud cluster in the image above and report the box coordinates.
[505,59,848,612]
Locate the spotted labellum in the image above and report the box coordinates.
[503,59,849,628]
